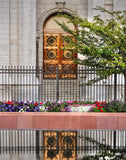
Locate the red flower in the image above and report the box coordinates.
[101,101,106,104]
[39,102,43,105]
[7,101,13,105]
[100,109,103,112]
[34,102,38,106]
[74,101,77,103]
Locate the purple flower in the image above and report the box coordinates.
[65,106,72,112]
[24,103,28,105]
[31,101,34,104]
[1,104,6,107]
[89,108,93,112]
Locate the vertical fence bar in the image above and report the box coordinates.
[113,130,116,153]
[41,66,43,102]
[114,74,117,101]
[20,66,23,101]
[38,66,40,102]
[4,66,6,101]
[36,130,40,159]
[2,66,4,101]
[56,66,59,101]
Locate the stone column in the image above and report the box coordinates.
[0,0,10,65]
[9,0,19,66]
[19,0,36,66]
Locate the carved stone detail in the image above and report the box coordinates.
[55,1,66,12]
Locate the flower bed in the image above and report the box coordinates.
[1,100,126,130]
[0,100,126,112]
[0,100,94,112]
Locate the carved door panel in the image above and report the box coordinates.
[60,34,77,79]
[43,34,59,78]
[43,131,77,160]
[43,33,77,79]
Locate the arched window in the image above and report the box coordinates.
[43,14,77,78]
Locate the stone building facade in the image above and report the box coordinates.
[0,0,126,66]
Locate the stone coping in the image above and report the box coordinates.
[0,112,126,130]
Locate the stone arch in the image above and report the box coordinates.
[36,7,75,66]
[37,7,74,33]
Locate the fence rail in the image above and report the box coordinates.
[0,66,124,102]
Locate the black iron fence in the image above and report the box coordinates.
[0,66,124,102]
[0,129,126,160]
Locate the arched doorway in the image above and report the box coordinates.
[43,14,77,78]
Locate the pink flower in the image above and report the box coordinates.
[67,101,73,104]
[60,109,66,112]
[59,102,64,104]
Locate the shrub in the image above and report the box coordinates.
[0,101,41,112]
[43,101,71,112]
[104,100,126,112]
[91,100,126,112]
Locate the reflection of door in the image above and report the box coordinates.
[43,33,77,78]
[43,131,77,160]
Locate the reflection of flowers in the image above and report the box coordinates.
[47,149,57,158]
[63,149,72,158]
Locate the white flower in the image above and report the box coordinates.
[39,106,45,110]
[105,156,110,160]
[71,106,91,112]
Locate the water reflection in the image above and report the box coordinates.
[0,129,125,160]
[0,147,75,160]
[0,151,39,160]
[0,147,42,160]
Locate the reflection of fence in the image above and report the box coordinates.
[0,66,124,102]
[0,129,126,160]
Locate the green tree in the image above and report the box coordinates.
[56,7,126,102]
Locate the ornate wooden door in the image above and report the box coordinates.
[43,33,77,78]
